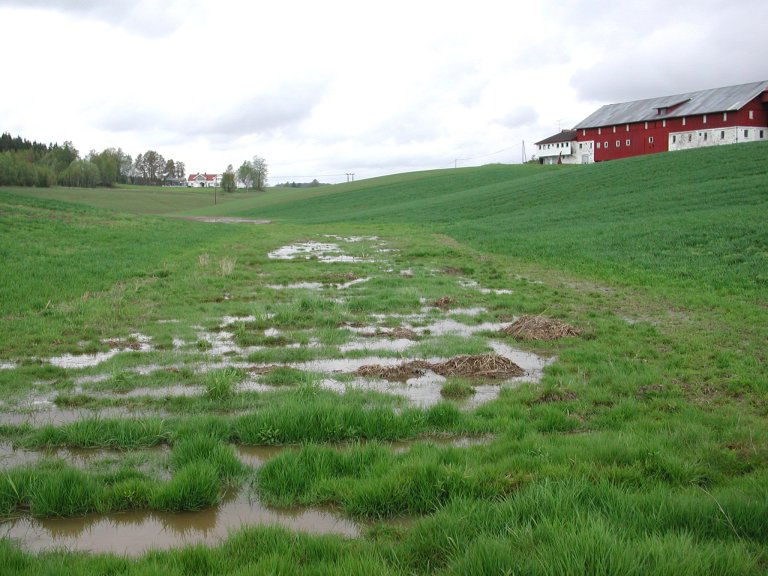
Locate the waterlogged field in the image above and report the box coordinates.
[1,145,767,574]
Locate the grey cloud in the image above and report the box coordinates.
[568,0,768,104]
[93,84,324,141]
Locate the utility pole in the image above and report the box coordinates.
[522,140,527,164]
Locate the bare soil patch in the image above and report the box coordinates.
[432,296,457,310]
[501,315,582,340]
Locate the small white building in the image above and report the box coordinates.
[187,173,222,188]
[534,130,594,165]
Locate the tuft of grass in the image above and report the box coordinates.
[440,378,476,399]
[151,462,220,511]
[205,368,242,400]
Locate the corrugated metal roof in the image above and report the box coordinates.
[535,130,577,145]
[574,80,768,129]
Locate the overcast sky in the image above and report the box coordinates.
[2,0,766,183]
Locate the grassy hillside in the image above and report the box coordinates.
[237,143,768,297]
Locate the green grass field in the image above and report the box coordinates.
[0,142,766,573]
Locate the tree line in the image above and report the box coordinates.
[0,132,185,188]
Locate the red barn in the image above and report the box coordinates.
[536,80,768,164]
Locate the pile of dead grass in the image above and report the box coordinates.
[354,360,432,381]
[360,327,419,340]
[355,355,523,381]
[431,354,524,378]
[501,315,582,340]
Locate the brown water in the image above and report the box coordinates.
[0,490,360,556]
[0,407,168,426]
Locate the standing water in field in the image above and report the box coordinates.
[1,489,360,556]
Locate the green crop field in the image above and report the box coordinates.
[0,143,766,574]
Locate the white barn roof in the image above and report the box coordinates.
[574,80,768,129]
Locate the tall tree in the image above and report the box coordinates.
[251,155,268,191]
[164,159,176,181]
[236,161,253,190]
[235,156,268,190]
[221,164,236,193]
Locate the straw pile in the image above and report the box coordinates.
[431,354,524,378]
[501,315,582,340]
[354,360,432,381]
[360,327,419,340]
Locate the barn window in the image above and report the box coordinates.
[579,143,583,149]
[597,142,601,149]
[616,140,621,147]
[682,117,686,126]
[604,141,609,148]
[598,128,602,135]
[626,139,631,146]
[612,126,616,133]
[672,135,677,143]
[582,129,586,136]
[626,124,630,132]
[648,136,654,144]
[721,131,725,139]
[703,133,708,141]
[645,122,649,129]
[662,120,667,127]
[744,129,749,138]
[688,134,692,142]
[723,112,728,121]
[749,110,754,120]
[761,130,765,138]
[703,115,707,124]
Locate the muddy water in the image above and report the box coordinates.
[1,490,360,556]
[267,242,375,264]
[0,407,169,426]
[49,334,152,369]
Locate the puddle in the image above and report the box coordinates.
[339,338,415,354]
[281,342,551,409]
[266,282,324,290]
[49,335,152,369]
[267,242,373,264]
[221,316,257,326]
[335,277,370,289]
[458,279,513,295]
[409,318,506,337]
[315,374,501,409]
[0,443,170,470]
[0,407,168,427]
[235,444,291,467]
[1,489,360,556]
[323,235,379,243]
[184,217,272,224]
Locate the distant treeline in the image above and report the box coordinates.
[274,179,328,188]
[0,132,185,188]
